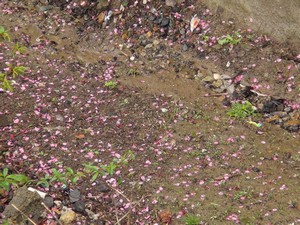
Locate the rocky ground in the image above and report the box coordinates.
[0,0,300,224]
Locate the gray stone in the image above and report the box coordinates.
[69,189,80,203]
[44,195,54,208]
[3,186,44,224]
[166,0,176,7]
[202,76,214,83]
[73,200,85,213]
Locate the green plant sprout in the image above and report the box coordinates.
[0,168,29,191]
[0,26,10,41]
[182,214,201,225]
[83,163,103,182]
[218,31,242,46]
[0,66,27,91]
[13,42,27,54]
[104,81,118,90]
[227,101,256,119]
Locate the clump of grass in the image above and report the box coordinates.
[0,26,10,41]
[104,81,118,90]
[227,101,256,119]
[182,214,201,225]
[218,31,242,46]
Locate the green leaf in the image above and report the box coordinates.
[0,181,10,190]
[3,168,8,177]
[6,174,29,184]
[91,172,99,182]
[66,167,74,174]
[2,78,13,92]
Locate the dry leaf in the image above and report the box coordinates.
[75,133,85,139]
[159,209,172,224]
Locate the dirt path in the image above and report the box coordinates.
[1,1,300,224]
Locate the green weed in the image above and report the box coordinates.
[104,81,118,90]
[218,31,242,46]
[0,168,29,191]
[182,214,201,225]
[13,42,27,55]
[227,101,256,119]
[0,66,27,91]
[0,26,10,41]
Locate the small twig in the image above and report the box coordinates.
[115,210,121,225]
[106,184,131,203]
[11,204,37,225]
[114,210,130,225]
[41,202,62,225]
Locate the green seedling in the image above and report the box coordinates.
[101,161,118,175]
[50,168,68,185]
[65,167,85,185]
[0,168,29,191]
[120,150,136,165]
[0,72,13,92]
[83,163,103,182]
[227,101,256,119]
[104,81,118,90]
[36,174,51,188]
[218,31,242,46]
[182,214,201,225]
[13,42,27,55]
[127,67,140,76]
[234,189,252,200]
[0,26,10,41]
[12,66,27,78]
[0,66,27,91]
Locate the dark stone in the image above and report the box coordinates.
[73,200,85,213]
[161,18,170,27]
[96,182,110,193]
[44,195,54,208]
[69,189,81,203]
[261,98,285,113]
[149,15,156,21]
[182,44,188,51]
[252,167,261,173]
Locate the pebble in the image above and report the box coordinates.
[60,210,76,225]
[96,182,110,193]
[165,0,176,7]
[44,195,54,208]
[161,18,170,27]
[73,200,85,213]
[182,44,188,51]
[69,189,81,203]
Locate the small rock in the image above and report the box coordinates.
[202,76,214,83]
[60,210,76,225]
[161,18,170,27]
[69,189,80,203]
[44,195,54,208]
[182,44,188,51]
[153,40,160,46]
[86,209,101,221]
[212,79,223,88]
[73,200,85,213]
[179,28,186,35]
[213,73,221,80]
[96,182,110,193]
[55,114,64,122]
[159,209,172,223]
[145,44,153,49]
[166,0,176,7]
